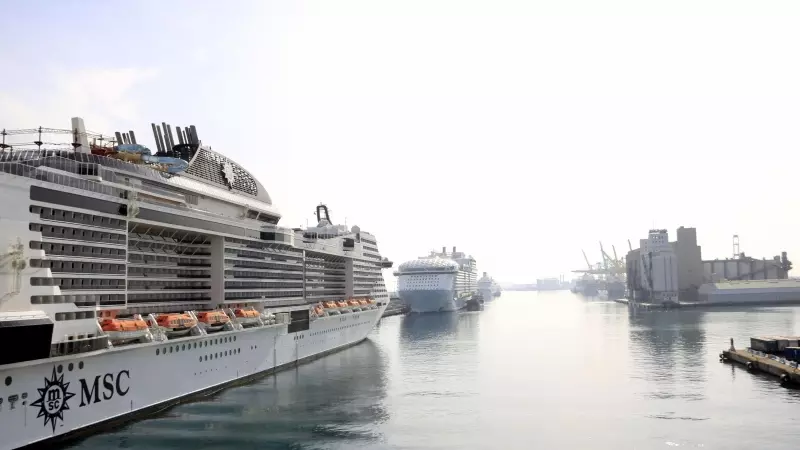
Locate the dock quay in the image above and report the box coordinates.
[721,337,800,386]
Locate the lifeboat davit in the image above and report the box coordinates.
[347,299,362,312]
[196,310,231,332]
[156,313,197,337]
[234,308,261,327]
[100,317,150,344]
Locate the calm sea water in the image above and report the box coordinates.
[70,291,800,450]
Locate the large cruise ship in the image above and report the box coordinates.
[395,247,478,313]
[0,118,392,450]
[477,272,501,300]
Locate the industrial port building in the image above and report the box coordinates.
[626,227,791,304]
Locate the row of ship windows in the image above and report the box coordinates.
[129,232,211,246]
[31,277,125,288]
[129,244,211,257]
[226,270,303,280]
[225,236,301,253]
[306,259,346,266]
[128,280,209,289]
[225,292,304,300]
[29,205,126,230]
[30,240,126,258]
[155,335,239,356]
[309,321,367,336]
[29,223,126,244]
[132,254,210,266]
[30,259,125,274]
[226,261,304,271]
[225,249,301,263]
[225,282,304,289]
[224,244,302,258]
[55,311,96,321]
[31,293,125,304]
[130,267,210,278]
[4,359,87,389]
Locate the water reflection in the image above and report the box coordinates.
[71,340,389,450]
[399,311,461,342]
[627,309,707,402]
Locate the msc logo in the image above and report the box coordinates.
[221,161,236,187]
[31,367,132,431]
[31,368,76,432]
[78,370,130,406]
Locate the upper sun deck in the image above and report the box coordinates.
[396,257,459,274]
[0,118,280,220]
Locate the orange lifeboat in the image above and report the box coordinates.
[347,299,362,311]
[313,305,326,317]
[196,310,231,332]
[100,317,150,344]
[336,300,348,308]
[323,301,341,315]
[156,313,197,337]
[358,299,369,306]
[234,309,260,319]
[234,308,262,328]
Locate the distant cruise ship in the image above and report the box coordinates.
[395,247,478,313]
[478,272,501,300]
[0,117,392,450]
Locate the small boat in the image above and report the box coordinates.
[336,300,351,313]
[196,310,231,332]
[233,308,262,327]
[156,313,197,337]
[100,316,150,344]
[347,299,362,312]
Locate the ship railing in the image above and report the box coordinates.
[0,158,123,198]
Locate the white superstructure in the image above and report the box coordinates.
[395,246,477,313]
[0,118,392,450]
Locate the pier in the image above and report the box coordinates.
[721,338,800,386]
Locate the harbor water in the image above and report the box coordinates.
[69,291,800,450]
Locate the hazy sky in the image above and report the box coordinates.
[2,0,800,283]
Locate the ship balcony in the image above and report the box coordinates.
[224,256,303,267]
[225,266,303,275]
[224,241,304,259]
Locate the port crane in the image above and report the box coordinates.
[572,242,626,276]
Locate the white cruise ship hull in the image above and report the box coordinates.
[400,289,464,313]
[0,306,385,450]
